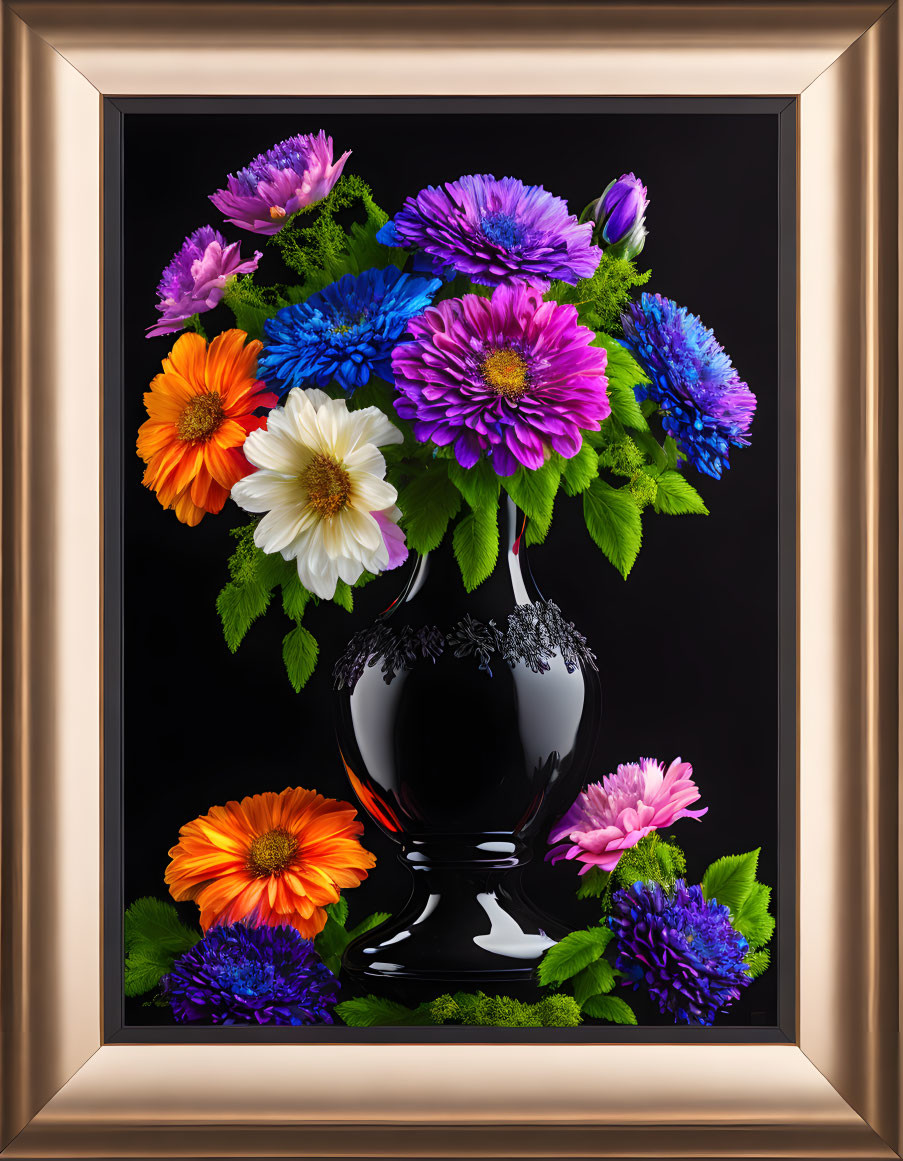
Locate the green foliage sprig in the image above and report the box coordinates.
[701,848,776,978]
[312,897,391,977]
[536,924,637,1025]
[548,252,652,335]
[123,898,200,998]
[335,990,582,1028]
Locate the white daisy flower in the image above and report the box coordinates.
[231,388,405,599]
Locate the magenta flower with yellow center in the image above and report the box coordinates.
[547,757,707,874]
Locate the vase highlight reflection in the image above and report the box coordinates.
[333,497,601,989]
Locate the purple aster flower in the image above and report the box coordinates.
[146,226,261,338]
[610,879,751,1026]
[588,172,648,259]
[391,283,610,476]
[160,923,339,1026]
[377,174,601,289]
[210,131,351,235]
[620,293,756,479]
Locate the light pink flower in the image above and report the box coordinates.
[546,757,707,874]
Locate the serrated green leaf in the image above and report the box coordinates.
[734,882,775,950]
[281,572,311,622]
[325,897,349,927]
[572,958,617,1005]
[744,948,772,979]
[500,462,561,527]
[664,436,679,470]
[524,494,555,546]
[448,459,501,510]
[124,946,176,998]
[538,927,613,986]
[582,478,642,579]
[701,849,760,915]
[452,505,499,592]
[606,379,649,432]
[654,470,709,516]
[581,993,637,1024]
[575,866,612,900]
[124,898,201,954]
[560,442,600,496]
[332,580,354,612]
[224,296,277,342]
[346,911,392,941]
[282,624,319,692]
[631,430,668,471]
[336,995,428,1027]
[216,579,271,653]
[398,467,461,554]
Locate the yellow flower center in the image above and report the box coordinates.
[176,392,225,443]
[299,453,352,519]
[247,828,299,877]
[481,347,529,399]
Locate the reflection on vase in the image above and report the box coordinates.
[334,497,601,988]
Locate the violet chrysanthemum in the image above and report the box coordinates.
[547,757,707,874]
[161,923,339,1026]
[620,293,756,479]
[377,174,600,289]
[259,266,441,396]
[391,283,609,475]
[610,879,751,1025]
[146,226,261,338]
[209,131,351,235]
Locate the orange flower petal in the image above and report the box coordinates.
[162,331,208,391]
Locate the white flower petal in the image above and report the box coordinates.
[339,507,383,552]
[243,411,311,474]
[348,471,397,513]
[351,405,405,450]
[335,556,366,586]
[343,443,386,478]
[232,470,304,513]
[284,387,328,454]
[255,504,317,555]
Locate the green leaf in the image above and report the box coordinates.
[582,479,643,579]
[453,505,499,592]
[500,462,561,527]
[560,442,600,496]
[325,897,349,928]
[524,495,554,547]
[575,866,612,900]
[448,459,501,511]
[216,579,271,653]
[336,995,429,1027]
[733,882,776,950]
[701,849,760,915]
[282,624,319,692]
[332,580,354,613]
[398,467,462,554]
[631,430,668,471]
[664,436,680,470]
[744,948,772,979]
[653,470,709,516]
[538,927,613,986]
[281,572,311,623]
[572,958,617,1005]
[606,379,649,431]
[123,898,200,997]
[581,993,637,1024]
[346,911,392,941]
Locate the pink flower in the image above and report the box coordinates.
[546,757,707,874]
[373,507,408,570]
[210,131,351,235]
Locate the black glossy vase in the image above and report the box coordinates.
[333,497,601,991]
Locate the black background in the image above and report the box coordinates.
[122,104,782,1029]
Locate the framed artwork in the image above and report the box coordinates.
[1,2,900,1158]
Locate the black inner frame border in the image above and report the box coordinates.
[102,95,797,1045]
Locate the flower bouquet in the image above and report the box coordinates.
[127,129,774,1029]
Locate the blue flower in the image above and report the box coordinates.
[259,265,441,396]
[161,924,339,1026]
[620,293,756,479]
[609,879,751,1025]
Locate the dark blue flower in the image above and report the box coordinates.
[161,924,339,1026]
[609,879,751,1026]
[259,265,441,396]
[620,293,756,479]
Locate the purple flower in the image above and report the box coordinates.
[161,923,339,1026]
[590,172,648,259]
[378,174,601,289]
[146,226,261,338]
[210,131,351,235]
[620,293,756,479]
[610,879,751,1026]
[391,283,610,476]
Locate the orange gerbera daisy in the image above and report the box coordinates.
[137,328,277,526]
[165,787,376,938]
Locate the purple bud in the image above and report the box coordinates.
[592,173,649,260]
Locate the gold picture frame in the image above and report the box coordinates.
[1,1,900,1156]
